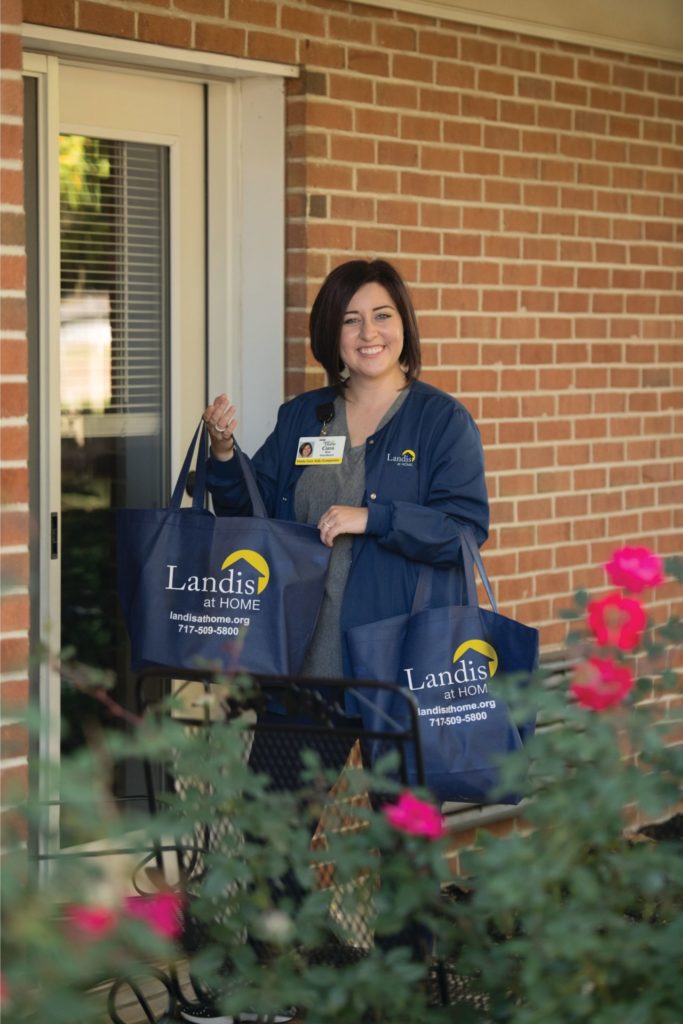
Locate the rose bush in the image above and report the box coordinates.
[440,546,683,1022]
[2,544,681,1023]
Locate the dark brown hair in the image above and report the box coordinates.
[309,259,421,388]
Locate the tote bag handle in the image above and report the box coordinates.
[412,527,497,614]
[169,419,268,518]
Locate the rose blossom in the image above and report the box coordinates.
[124,892,184,939]
[587,592,647,651]
[604,546,664,593]
[570,657,635,711]
[384,792,444,840]
[67,904,119,937]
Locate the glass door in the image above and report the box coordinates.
[56,66,205,817]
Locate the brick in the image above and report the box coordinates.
[460,37,498,66]
[0,763,27,804]
[501,45,536,73]
[0,466,28,505]
[329,134,373,163]
[356,226,397,251]
[0,424,28,461]
[485,237,520,260]
[478,69,515,96]
[305,99,351,132]
[253,30,297,63]
[281,4,326,36]
[308,163,353,190]
[138,13,191,48]
[301,38,345,68]
[518,76,548,99]
[398,169,440,198]
[0,593,29,631]
[0,722,28,759]
[329,14,373,45]
[231,0,276,26]
[401,113,440,142]
[78,2,135,36]
[376,22,416,52]
[195,23,246,55]
[419,30,459,60]
[420,201,460,229]
[348,48,390,77]
[22,0,75,29]
[418,312,458,335]
[446,177,483,202]
[356,167,398,193]
[461,93,497,121]
[436,61,475,89]
[376,81,417,108]
[378,139,419,167]
[330,194,373,220]
[578,59,610,85]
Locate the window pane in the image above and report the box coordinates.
[59,135,169,816]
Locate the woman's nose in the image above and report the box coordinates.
[359,316,376,340]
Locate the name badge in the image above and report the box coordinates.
[295,435,346,465]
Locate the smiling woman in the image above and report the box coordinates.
[205,258,489,681]
[197,257,489,1019]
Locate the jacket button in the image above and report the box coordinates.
[369,492,377,500]
[282,496,288,502]
[368,439,374,445]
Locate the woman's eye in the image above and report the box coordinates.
[376,312,391,320]
[343,316,360,326]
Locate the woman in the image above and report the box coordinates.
[197,260,489,1014]
[204,258,489,679]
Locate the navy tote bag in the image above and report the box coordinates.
[117,421,331,675]
[346,529,538,805]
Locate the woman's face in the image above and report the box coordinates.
[339,282,405,386]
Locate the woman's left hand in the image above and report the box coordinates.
[318,505,368,547]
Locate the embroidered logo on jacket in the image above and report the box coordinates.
[386,448,416,466]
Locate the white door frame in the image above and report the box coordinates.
[23,24,297,453]
[22,31,297,865]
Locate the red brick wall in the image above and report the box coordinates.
[0,0,29,812]
[6,0,683,670]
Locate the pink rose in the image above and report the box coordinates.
[587,592,647,651]
[384,792,444,840]
[604,546,664,593]
[124,892,184,939]
[570,657,634,711]
[67,904,119,937]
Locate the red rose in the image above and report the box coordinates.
[587,592,646,651]
[570,657,635,711]
[604,546,664,593]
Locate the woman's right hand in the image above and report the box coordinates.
[203,394,238,461]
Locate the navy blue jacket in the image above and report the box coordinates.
[206,380,489,670]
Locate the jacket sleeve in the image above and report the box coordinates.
[205,406,288,518]
[364,406,489,567]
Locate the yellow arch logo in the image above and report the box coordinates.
[221,549,270,594]
[452,640,498,677]
[402,449,416,461]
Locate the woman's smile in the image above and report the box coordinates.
[339,281,405,384]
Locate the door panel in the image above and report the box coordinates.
[56,67,204,816]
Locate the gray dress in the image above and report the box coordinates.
[294,389,408,678]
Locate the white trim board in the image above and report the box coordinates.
[350,0,683,63]
[22,23,299,81]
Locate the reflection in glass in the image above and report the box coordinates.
[59,135,169,814]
